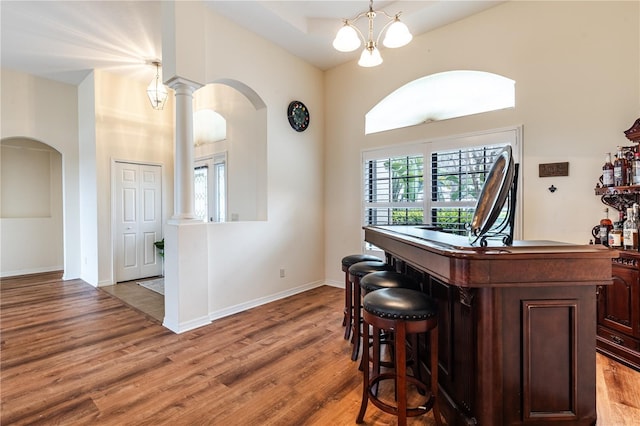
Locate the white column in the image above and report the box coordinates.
[167,77,202,220]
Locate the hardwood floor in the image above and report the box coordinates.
[1,273,639,425]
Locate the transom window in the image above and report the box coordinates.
[365,70,515,135]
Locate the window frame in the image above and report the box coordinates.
[194,152,228,222]
[361,126,522,256]
[363,151,426,228]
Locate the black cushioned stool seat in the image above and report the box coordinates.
[348,261,393,361]
[357,288,442,426]
[359,271,420,295]
[359,271,421,371]
[341,254,381,340]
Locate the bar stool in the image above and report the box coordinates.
[359,271,421,372]
[348,260,393,361]
[341,254,381,340]
[357,288,442,426]
[360,270,421,295]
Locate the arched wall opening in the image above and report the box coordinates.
[0,137,64,276]
[193,79,267,222]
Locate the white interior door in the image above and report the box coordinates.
[114,162,162,282]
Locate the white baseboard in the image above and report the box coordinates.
[0,266,63,279]
[163,315,211,334]
[208,280,326,323]
[325,279,343,288]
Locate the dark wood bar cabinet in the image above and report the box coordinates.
[364,225,617,426]
[596,250,640,371]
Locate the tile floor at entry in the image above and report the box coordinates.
[101,277,164,322]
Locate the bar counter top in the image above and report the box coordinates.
[364,225,617,288]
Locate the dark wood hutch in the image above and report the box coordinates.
[593,117,640,372]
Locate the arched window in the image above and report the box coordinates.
[194,109,227,145]
[365,70,515,134]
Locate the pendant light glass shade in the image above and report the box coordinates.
[382,18,413,48]
[333,24,361,52]
[147,62,168,110]
[358,46,383,67]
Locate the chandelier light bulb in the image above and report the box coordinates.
[332,0,411,68]
[358,46,383,67]
[383,18,413,48]
[333,23,361,52]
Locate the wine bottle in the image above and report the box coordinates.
[623,207,638,250]
[634,203,640,251]
[602,152,614,187]
[599,208,613,246]
[633,151,640,185]
[614,146,628,186]
[609,222,623,248]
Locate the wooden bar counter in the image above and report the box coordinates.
[364,225,617,426]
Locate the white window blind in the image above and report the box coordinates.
[363,152,425,226]
[430,144,507,234]
[362,127,521,253]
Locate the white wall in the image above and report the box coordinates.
[324,1,640,284]
[0,138,63,276]
[0,69,81,279]
[0,4,325,331]
[93,70,175,286]
[194,83,267,222]
[78,73,99,285]
[201,10,326,317]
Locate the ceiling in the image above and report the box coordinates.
[0,1,503,85]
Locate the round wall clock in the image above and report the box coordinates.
[287,100,310,132]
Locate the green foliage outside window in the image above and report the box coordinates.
[433,209,474,234]
[391,209,424,224]
[385,157,424,203]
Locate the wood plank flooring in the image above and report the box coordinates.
[2,273,639,425]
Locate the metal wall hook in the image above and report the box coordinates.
[548,185,557,193]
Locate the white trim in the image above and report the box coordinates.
[208,280,325,322]
[0,265,64,279]
[163,315,212,334]
[325,279,343,289]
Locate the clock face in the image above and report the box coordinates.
[287,101,310,132]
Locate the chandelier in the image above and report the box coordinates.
[147,61,168,110]
[332,0,413,67]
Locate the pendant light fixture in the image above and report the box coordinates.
[147,61,168,110]
[332,0,412,67]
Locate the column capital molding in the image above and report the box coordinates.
[165,76,204,93]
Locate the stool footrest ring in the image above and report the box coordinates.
[367,373,435,418]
